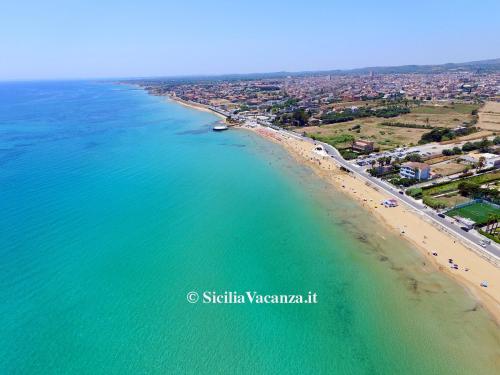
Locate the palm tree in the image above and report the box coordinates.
[377,157,385,168]
[489,214,499,235]
[478,156,486,170]
[486,213,495,233]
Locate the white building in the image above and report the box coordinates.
[460,153,500,169]
[399,162,430,180]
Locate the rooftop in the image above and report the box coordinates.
[402,162,430,169]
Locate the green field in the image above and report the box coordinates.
[411,103,479,115]
[424,171,500,196]
[446,202,500,225]
[421,171,500,209]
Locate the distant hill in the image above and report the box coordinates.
[340,58,500,75]
[124,58,500,84]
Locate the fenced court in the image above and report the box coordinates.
[446,201,500,225]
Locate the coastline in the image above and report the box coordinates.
[166,95,228,122]
[162,95,500,325]
[240,123,500,324]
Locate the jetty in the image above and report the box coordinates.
[213,125,228,131]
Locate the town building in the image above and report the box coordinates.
[352,140,374,152]
[461,153,500,169]
[399,162,430,180]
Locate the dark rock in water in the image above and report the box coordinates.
[407,278,419,293]
[356,234,369,243]
[219,143,246,148]
[176,127,210,135]
[336,219,353,227]
[390,265,404,272]
[423,288,438,295]
[465,304,480,313]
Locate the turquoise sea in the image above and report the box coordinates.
[0,81,499,374]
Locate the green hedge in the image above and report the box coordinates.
[423,171,500,196]
[423,196,447,209]
[406,187,423,198]
[478,229,500,244]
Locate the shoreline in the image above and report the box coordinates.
[162,95,500,325]
[240,123,500,324]
[165,95,228,122]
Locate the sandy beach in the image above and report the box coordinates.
[167,95,228,122]
[162,95,500,324]
[240,123,500,324]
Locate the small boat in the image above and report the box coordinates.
[213,125,228,131]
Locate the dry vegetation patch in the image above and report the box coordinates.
[477,101,500,132]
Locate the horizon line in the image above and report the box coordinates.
[1,56,498,83]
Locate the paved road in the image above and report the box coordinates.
[276,127,500,261]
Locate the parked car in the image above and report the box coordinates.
[438,213,446,218]
[460,227,470,232]
[479,239,491,247]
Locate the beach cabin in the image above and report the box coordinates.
[313,145,328,157]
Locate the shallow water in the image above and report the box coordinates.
[0,81,498,374]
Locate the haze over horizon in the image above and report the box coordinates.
[2,0,500,80]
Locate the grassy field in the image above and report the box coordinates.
[446,202,500,224]
[301,101,481,150]
[477,101,500,132]
[439,130,493,144]
[384,102,479,128]
[411,103,479,115]
[422,171,500,209]
[425,155,458,164]
[430,194,470,207]
[301,117,427,150]
[430,162,467,177]
[424,171,500,196]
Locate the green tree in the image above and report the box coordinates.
[477,156,486,170]
[404,153,423,162]
[458,181,480,197]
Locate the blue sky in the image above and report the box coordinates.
[1,0,499,80]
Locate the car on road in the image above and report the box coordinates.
[438,213,446,218]
[398,190,404,195]
[479,239,491,247]
[460,227,470,232]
